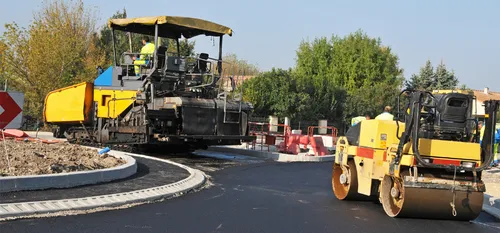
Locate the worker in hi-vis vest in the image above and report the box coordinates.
[351,115,370,126]
[493,127,499,166]
[133,36,156,76]
[375,106,394,121]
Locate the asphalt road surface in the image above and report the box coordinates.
[2,153,500,233]
[0,157,189,203]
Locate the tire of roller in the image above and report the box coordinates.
[332,160,373,201]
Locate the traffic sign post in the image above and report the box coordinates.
[0,91,24,173]
[0,91,24,129]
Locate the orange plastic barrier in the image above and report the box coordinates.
[309,136,329,156]
[3,129,29,138]
[248,122,291,152]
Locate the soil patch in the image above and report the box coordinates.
[0,140,125,177]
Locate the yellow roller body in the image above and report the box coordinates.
[332,119,484,221]
[44,82,94,123]
[358,119,402,149]
[409,139,481,163]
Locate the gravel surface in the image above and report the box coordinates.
[0,139,125,177]
[483,166,500,197]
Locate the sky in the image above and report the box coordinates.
[1,0,499,91]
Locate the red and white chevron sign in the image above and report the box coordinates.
[0,91,24,129]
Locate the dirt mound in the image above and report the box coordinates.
[0,140,125,177]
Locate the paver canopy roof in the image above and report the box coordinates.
[108,16,233,39]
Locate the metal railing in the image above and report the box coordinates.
[247,122,292,152]
[307,126,339,146]
[119,52,155,78]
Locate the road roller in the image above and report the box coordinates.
[332,89,500,220]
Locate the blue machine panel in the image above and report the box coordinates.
[94,67,113,86]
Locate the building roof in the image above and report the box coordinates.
[472,88,500,103]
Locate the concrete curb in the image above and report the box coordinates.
[0,150,206,221]
[483,194,500,220]
[206,146,334,162]
[0,149,137,193]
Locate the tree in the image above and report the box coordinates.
[0,41,6,87]
[242,68,309,119]
[459,83,471,91]
[404,74,420,90]
[222,53,260,76]
[405,59,458,91]
[294,30,404,124]
[167,38,195,58]
[243,30,404,128]
[435,61,458,89]
[405,60,435,90]
[0,0,104,117]
[94,8,130,65]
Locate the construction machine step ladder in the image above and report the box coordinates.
[216,73,244,124]
[218,91,242,124]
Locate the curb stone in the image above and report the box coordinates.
[0,150,206,221]
[206,146,334,162]
[0,150,137,193]
[483,194,500,220]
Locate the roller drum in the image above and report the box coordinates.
[381,175,483,221]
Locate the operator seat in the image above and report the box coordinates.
[193,53,209,73]
[435,93,470,129]
[186,53,209,85]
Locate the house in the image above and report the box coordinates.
[471,87,500,119]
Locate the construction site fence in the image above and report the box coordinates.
[248,117,341,131]
[247,121,340,150]
[307,126,339,146]
[248,122,291,151]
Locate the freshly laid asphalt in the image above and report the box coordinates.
[2,157,500,233]
[0,156,189,204]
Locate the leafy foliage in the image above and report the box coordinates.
[405,60,434,90]
[435,62,458,89]
[405,59,458,91]
[0,0,104,117]
[222,53,260,76]
[168,38,196,58]
[0,40,7,86]
[458,83,472,91]
[242,68,309,119]
[243,30,404,127]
